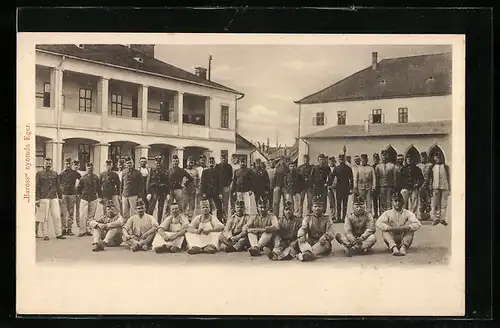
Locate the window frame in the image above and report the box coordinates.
[398,107,409,123]
[79,88,93,112]
[43,82,51,107]
[371,109,382,124]
[111,93,123,116]
[78,144,91,171]
[220,105,230,129]
[314,112,325,126]
[337,110,346,125]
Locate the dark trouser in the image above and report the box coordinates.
[336,189,349,222]
[142,178,149,211]
[268,188,274,209]
[75,194,81,227]
[300,188,314,215]
[378,186,394,213]
[148,189,167,224]
[313,187,328,214]
[230,192,237,215]
[419,187,431,219]
[372,188,380,217]
[206,193,224,222]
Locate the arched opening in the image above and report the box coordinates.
[428,144,446,164]
[149,143,176,169]
[385,145,397,164]
[405,145,421,164]
[108,141,140,170]
[184,146,210,168]
[35,135,52,172]
[62,137,100,172]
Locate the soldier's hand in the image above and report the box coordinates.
[298,236,306,243]
[35,201,40,207]
[249,191,253,196]
[147,194,152,201]
[230,236,239,243]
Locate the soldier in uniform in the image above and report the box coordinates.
[121,156,144,220]
[253,158,271,212]
[395,154,405,193]
[99,159,121,215]
[231,157,255,215]
[326,156,337,219]
[267,201,302,261]
[216,152,233,220]
[428,151,451,226]
[138,157,151,212]
[417,152,433,220]
[244,197,279,257]
[400,156,424,213]
[183,156,199,219]
[122,199,158,252]
[335,197,377,257]
[374,150,397,214]
[185,198,225,254]
[372,153,381,218]
[331,153,354,223]
[285,161,304,217]
[296,195,335,262]
[59,158,81,235]
[219,200,250,252]
[298,154,314,215]
[272,156,290,216]
[309,153,329,214]
[89,200,125,252]
[200,157,224,222]
[167,154,193,213]
[73,160,85,228]
[376,193,422,256]
[354,154,377,215]
[146,156,169,223]
[77,162,101,237]
[152,201,190,253]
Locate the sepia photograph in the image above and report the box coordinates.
[17,33,465,315]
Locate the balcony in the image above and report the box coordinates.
[107,116,142,133]
[183,124,209,139]
[61,110,101,129]
[147,120,178,136]
[209,128,234,141]
[36,107,55,125]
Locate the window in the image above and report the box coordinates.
[111,93,123,116]
[79,88,92,112]
[221,150,228,159]
[108,145,122,170]
[337,111,346,125]
[371,109,382,124]
[35,145,46,171]
[43,83,51,107]
[312,112,325,126]
[221,105,229,128]
[78,144,91,171]
[398,107,408,123]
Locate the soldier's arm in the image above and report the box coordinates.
[187,216,201,233]
[405,211,422,232]
[360,213,376,239]
[107,214,125,229]
[323,217,335,241]
[88,214,104,229]
[344,215,356,242]
[157,216,171,237]
[375,212,391,231]
[265,214,279,233]
[121,219,133,239]
[297,216,310,238]
[209,216,225,232]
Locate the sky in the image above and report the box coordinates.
[155,44,451,146]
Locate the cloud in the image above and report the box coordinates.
[266,93,297,102]
[282,60,328,72]
[210,64,243,81]
[238,105,297,125]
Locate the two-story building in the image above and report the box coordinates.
[35,44,244,173]
[296,52,452,165]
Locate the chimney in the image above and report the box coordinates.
[372,52,378,70]
[364,120,370,133]
[130,45,155,58]
[195,67,208,79]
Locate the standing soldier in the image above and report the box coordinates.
[216,153,233,220]
[231,157,255,215]
[266,159,276,208]
[138,157,151,212]
[272,156,289,216]
[296,195,335,262]
[267,201,302,261]
[167,154,194,213]
[309,154,329,214]
[331,154,354,223]
[195,155,208,213]
[200,157,224,222]
[36,158,65,241]
[115,159,125,215]
[99,160,121,215]
[146,156,169,224]
[298,155,314,215]
[77,162,101,237]
[400,156,424,213]
[326,156,337,218]
[395,154,405,193]
[73,160,86,229]
[253,158,271,211]
[285,161,304,217]
[417,152,433,220]
[354,154,377,215]
[335,197,377,257]
[229,154,240,215]
[428,152,451,226]
[183,156,199,219]
[59,158,81,236]
[121,157,144,220]
[375,150,397,214]
[372,153,381,218]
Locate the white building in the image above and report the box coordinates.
[35,44,244,172]
[296,52,452,165]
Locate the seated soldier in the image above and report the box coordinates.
[219,200,250,252]
[152,201,189,253]
[335,196,377,257]
[121,199,159,252]
[89,200,125,252]
[376,192,422,256]
[243,197,279,257]
[185,198,225,254]
[296,195,335,262]
[268,200,302,261]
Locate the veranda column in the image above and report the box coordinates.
[139,85,149,132]
[98,77,109,129]
[93,143,109,174]
[176,92,184,136]
[176,147,184,168]
[45,140,64,172]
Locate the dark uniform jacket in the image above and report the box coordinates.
[216,163,233,188]
[146,167,169,194]
[331,164,353,192]
[59,169,81,195]
[273,164,289,189]
[231,167,255,193]
[77,173,101,202]
[309,165,330,192]
[121,168,144,198]
[36,170,62,200]
[400,164,424,190]
[200,167,221,196]
[100,171,120,199]
[285,169,304,195]
[253,167,270,193]
[168,167,193,190]
[298,163,314,190]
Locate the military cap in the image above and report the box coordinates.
[317,153,326,159]
[257,197,268,206]
[136,199,146,207]
[391,192,404,203]
[105,200,116,208]
[124,156,132,162]
[338,153,345,159]
[328,156,336,161]
[235,200,245,207]
[380,150,388,155]
[231,154,238,158]
[44,157,53,161]
[353,196,365,205]
[420,151,428,156]
[255,158,262,163]
[354,155,360,159]
[154,156,162,162]
[86,162,94,167]
[208,157,215,162]
[373,153,380,158]
[172,154,179,160]
[199,154,206,159]
[360,154,368,159]
[64,158,72,164]
[105,159,113,165]
[170,200,179,208]
[200,197,210,207]
[283,200,293,210]
[312,195,324,205]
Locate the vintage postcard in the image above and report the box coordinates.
[17,33,465,316]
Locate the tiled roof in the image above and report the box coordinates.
[303,120,452,138]
[36,44,243,95]
[296,53,452,104]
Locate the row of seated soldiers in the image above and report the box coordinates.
[90,192,424,259]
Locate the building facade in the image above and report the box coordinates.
[296,52,452,165]
[35,44,244,173]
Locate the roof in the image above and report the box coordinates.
[296,53,452,104]
[303,120,452,138]
[266,139,299,162]
[36,44,243,95]
[236,134,269,161]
